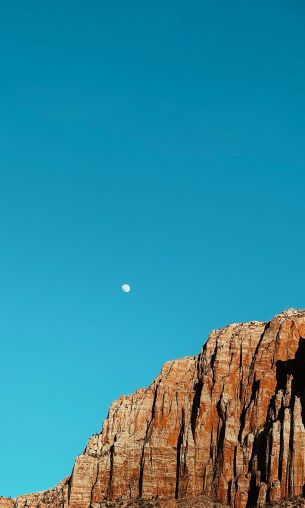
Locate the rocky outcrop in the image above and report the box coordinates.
[0,498,14,508]
[3,309,305,508]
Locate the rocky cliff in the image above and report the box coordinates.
[3,309,305,508]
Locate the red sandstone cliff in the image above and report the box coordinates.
[3,309,305,508]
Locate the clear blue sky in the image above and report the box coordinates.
[1,0,305,497]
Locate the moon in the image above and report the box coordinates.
[121,283,131,293]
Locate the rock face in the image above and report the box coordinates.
[3,309,305,508]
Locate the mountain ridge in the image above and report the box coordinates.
[2,309,305,508]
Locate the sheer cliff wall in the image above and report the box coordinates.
[2,309,305,508]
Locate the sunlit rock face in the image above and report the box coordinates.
[3,309,305,508]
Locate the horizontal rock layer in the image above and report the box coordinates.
[3,309,305,508]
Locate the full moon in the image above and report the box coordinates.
[121,283,131,293]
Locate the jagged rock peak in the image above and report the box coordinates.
[3,309,305,508]
[277,308,305,318]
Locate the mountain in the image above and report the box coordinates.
[2,309,305,508]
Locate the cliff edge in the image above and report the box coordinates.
[3,309,305,508]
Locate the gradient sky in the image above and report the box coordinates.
[1,0,305,498]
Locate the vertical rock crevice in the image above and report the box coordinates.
[175,408,185,500]
[107,442,115,497]
[139,382,160,497]
[191,380,203,442]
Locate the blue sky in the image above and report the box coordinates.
[1,0,305,497]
